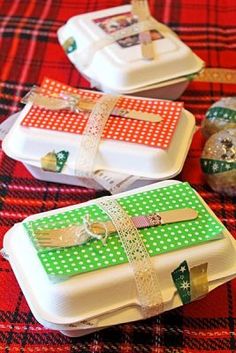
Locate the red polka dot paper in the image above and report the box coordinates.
[21,78,184,149]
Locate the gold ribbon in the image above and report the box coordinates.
[41,151,57,172]
[190,263,209,301]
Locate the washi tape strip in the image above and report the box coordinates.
[97,197,163,318]
[200,158,236,174]
[206,107,236,123]
[190,263,208,301]
[63,37,77,54]
[75,95,119,178]
[171,260,191,304]
[172,261,209,304]
[41,150,69,173]
[194,68,236,84]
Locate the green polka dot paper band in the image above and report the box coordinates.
[201,158,236,174]
[23,183,224,278]
[206,107,236,123]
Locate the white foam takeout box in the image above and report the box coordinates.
[2,95,195,191]
[3,180,236,337]
[57,5,204,99]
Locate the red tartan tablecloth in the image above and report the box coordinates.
[0,0,236,352]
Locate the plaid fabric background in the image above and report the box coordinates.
[0,0,235,352]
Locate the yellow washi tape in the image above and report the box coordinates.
[190,263,209,301]
[194,68,236,84]
[41,151,57,172]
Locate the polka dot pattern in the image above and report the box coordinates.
[21,78,183,149]
[24,182,224,278]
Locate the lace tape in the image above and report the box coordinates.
[97,197,164,318]
[76,18,158,70]
[75,95,119,179]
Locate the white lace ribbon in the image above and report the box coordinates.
[97,197,163,318]
[76,18,158,70]
[75,95,119,178]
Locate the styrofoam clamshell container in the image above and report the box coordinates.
[3,180,236,337]
[57,5,204,99]
[2,100,195,190]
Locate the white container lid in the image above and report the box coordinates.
[3,180,236,331]
[2,94,195,185]
[57,5,204,94]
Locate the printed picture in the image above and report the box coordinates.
[94,12,162,48]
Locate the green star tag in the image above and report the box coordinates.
[171,260,191,304]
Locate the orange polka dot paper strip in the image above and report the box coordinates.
[21,78,184,149]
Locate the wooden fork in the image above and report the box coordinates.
[33,208,198,248]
